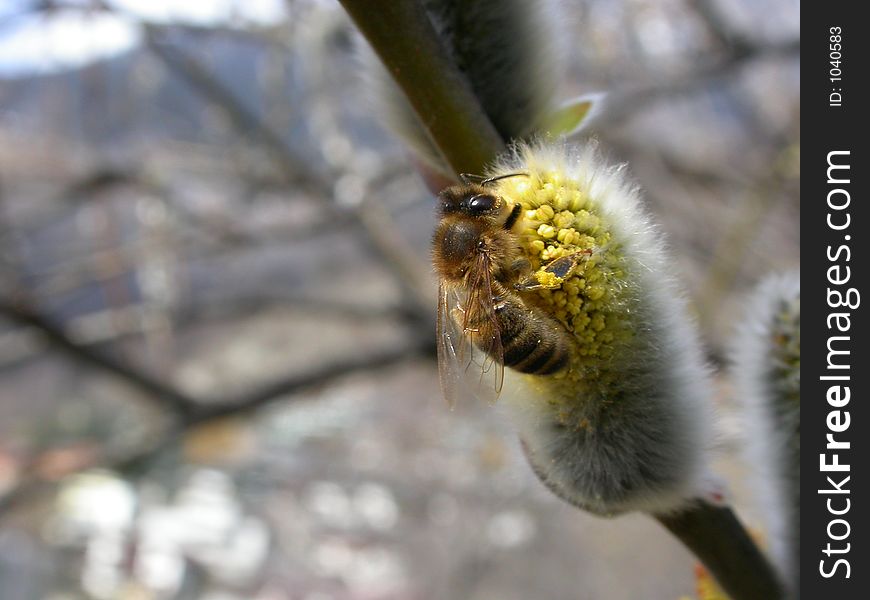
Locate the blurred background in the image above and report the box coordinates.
[0,1,798,599]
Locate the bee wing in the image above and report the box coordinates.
[435,255,505,408]
[462,253,505,400]
[436,282,469,409]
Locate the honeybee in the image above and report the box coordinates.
[432,174,589,406]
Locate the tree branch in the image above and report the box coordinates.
[686,0,753,53]
[0,298,199,418]
[0,300,433,516]
[192,336,433,424]
[144,29,328,198]
[144,29,436,323]
[657,500,785,600]
[337,0,505,175]
[0,340,429,516]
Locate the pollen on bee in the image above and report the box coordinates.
[535,270,561,288]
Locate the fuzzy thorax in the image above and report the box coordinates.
[489,143,715,515]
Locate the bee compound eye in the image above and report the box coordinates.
[467,194,496,214]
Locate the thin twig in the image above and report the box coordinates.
[686,0,753,53]
[0,299,199,418]
[0,303,432,516]
[656,500,785,600]
[145,30,434,324]
[0,344,430,515]
[144,29,328,198]
[0,294,416,372]
[338,0,505,175]
[194,336,433,423]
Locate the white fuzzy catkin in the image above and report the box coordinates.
[359,0,566,174]
[492,142,716,516]
[731,272,800,591]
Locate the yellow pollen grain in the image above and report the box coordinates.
[556,227,577,244]
[535,205,555,221]
[574,211,599,232]
[537,224,557,239]
[568,191,587,211]
[553,211,575,229]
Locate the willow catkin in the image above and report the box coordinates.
[489,141,716,516]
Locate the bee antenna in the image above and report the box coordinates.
[459,172,529,186]
[481,172,529,185]
[459,173,487,185]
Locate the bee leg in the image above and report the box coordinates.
[509,257,531,276]
[514,250,593,292]
[495,257,530,287]
[491,290,509,305]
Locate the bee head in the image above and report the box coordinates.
[438,185,501,217]
[433,178,526,282]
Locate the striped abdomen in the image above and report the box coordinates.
[494,298,570,375]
